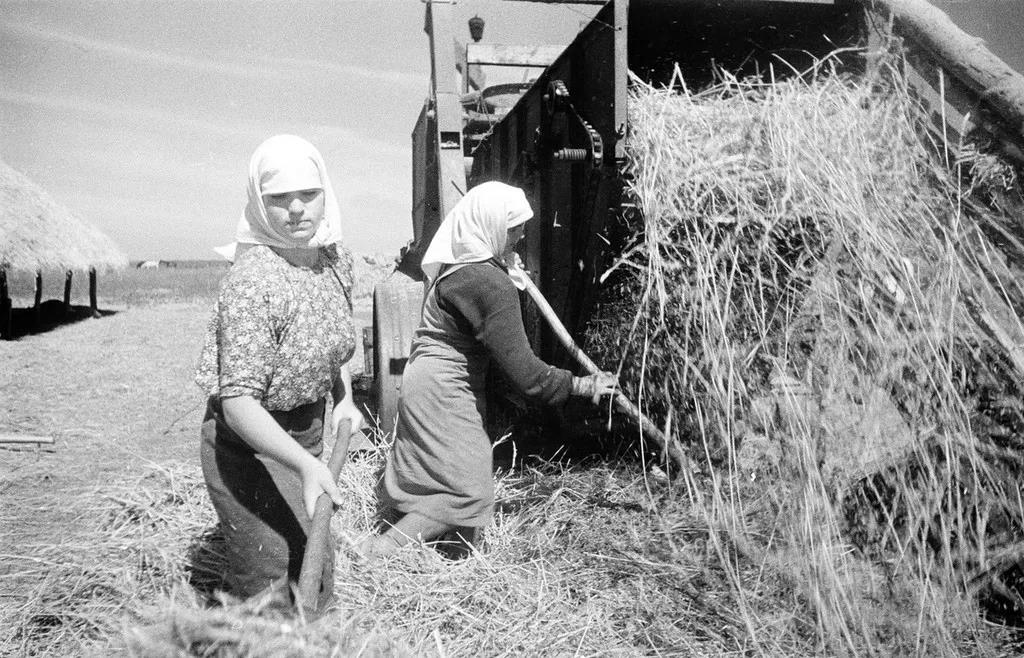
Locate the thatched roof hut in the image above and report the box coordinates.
[0,158,128,272]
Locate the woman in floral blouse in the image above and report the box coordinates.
[195,134,363,608]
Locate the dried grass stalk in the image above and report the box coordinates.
[586,50,1024,654]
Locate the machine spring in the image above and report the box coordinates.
[553,148,588,162]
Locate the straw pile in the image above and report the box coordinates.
[585,51,1024,653]
[0,158,128,273]
[6,446,795,656]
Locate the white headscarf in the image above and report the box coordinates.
[421,181,533,285]
[218,135,344,260]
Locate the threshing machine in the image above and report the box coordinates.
[365,0,1024,441]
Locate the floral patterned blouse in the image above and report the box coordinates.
[195,243,356,411]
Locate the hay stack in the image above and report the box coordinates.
[0,158,128,272]
[6,451,784,656]
[586,52,1024,651]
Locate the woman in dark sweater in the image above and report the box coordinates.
[362,181,615,557]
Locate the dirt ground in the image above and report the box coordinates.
[0,299,372,607]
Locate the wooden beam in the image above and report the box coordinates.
[89,266,99,318]
[614,0,627,161]
[33,270,42,329]
[466,44,564,68]
[0,434,55,445]
[0,268,10,340]
[425,0,467,223]
[63,270,73,318]
[864,0,1024,143]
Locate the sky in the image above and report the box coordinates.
[0,0,597,260]
[932,0,1024,73]
[1,0,1021,261]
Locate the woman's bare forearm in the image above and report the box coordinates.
[333,363,354,407]
[221,395,321,473]
[331,362,365,433]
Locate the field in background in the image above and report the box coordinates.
[4,253,396,308]
[6,263,227,308]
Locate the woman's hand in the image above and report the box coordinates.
[221,396,347,519]
[298,456,344,520]
[571,371,619,405]
[332,399,365,438]
[332,363,364,438]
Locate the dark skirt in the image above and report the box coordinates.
[199,397,334,609]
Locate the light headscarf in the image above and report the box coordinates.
[421,181,533,285]
[220,134,343,260]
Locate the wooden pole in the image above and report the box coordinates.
[864,0,1024,142]
[0,268,10,340]
[297,419,353,618]
[0,434,55,445]
[88,267,99,318]
[63,270,73,318]
[33,270,42,329]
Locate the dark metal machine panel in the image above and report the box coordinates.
[469,1,622,367]
[410,104,435,250]
[628,0,861,88]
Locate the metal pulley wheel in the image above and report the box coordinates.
[371,276,424,439]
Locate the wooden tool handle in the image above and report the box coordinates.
[0,433,55,445]
[519,274,689,471]
[297,418,353,615]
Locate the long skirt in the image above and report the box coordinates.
[381,347,494,529]
[199,397,334,609]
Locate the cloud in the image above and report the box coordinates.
[0,89,259,137]
[304,124,408,160]
[1,21,425,90]
[0,91,411,199]
[0,22,262,78]
[258,55,426,91]
[0,91,408,159]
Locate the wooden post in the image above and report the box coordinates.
[864,0,1024,142]
[63,270,73,318]
[0,268,10,340]
[33,269,42,329]
[89,267,99,318]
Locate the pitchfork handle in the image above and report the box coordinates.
[297,418,353,616]
[519,274,689,472]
